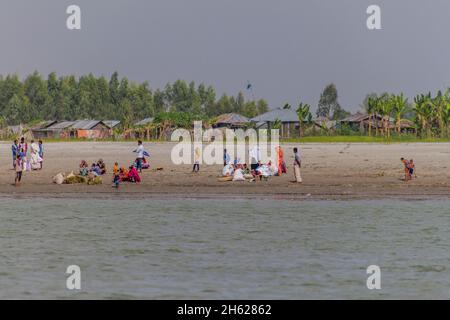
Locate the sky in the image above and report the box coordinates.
[1,0,450,113]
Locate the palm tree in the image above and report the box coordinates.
[414,93,433,138]
[443,102,450,138]
[367,96,377,136]
[391,93,408,134]
[296,102,312,137]
[432,90,449,138]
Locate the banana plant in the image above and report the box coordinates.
[296,102,312,137]
[391,93,408,134]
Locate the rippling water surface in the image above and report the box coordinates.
[1,198,449,299]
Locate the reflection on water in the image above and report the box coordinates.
[0,198,449,299]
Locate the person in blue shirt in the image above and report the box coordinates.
[11,139,18,169]
[38,140,44,170]
[223,149,230,166]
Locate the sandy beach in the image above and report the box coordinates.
[0,142,449,200]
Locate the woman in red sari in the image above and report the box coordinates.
[276,146,286,176]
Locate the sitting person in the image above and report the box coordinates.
[97,159,107,175]
[119,167,129,181]
[141,157,150,170]
[256,161,272,181]
[242,164,254,180]
[222,163,235,177]
[269,160,279,176]
[128,165,141,183]
[90,163,101,176]
[79,160,89,176]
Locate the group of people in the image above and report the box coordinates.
[76,141,150,188]
[112,162,142,188]
[220,146,302,183]
[111,141,152,188]
[401,158,417,181]
[12,138,44,186]
[79,159,107,177]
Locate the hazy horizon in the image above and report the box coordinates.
[1,0,450,113]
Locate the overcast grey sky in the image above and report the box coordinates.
[0,0,449,112]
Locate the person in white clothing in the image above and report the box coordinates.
[293,147,302,183]
[133,140,145,173]
[29,140,42,170]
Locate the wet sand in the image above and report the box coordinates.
[0,142,449,200]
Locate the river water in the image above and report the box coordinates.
[1,197,449,299]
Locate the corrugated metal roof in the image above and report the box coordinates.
[134,117,154,126]
[71,120,106,130]
[31,120,58,130]
[103,120,120,128]
[251,108,299,123]
[46,121,76,130]
[340,113,395,123]
[215,113,249,125]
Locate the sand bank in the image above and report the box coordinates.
[0,142,448,200]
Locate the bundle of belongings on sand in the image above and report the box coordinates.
[218,160,279,182]
[53,171,103,185]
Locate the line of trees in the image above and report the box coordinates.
[363,91,450,138]
[0,72,269,127]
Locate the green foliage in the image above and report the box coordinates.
[0,72,268,125]
[317,83,349,120]
[272,119,282,130]
[296,102,312,137]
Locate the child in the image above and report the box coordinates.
[113,162,119,174]
[15,155,23,186]
[409,159,416,179]
[113,174,120,188]
[192,147,201,173]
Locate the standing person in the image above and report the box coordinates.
[409,159,416,179]
[11,140,18,169]
[249,146,260,172]
[19,137,28,155]
[15,155,23,186]
[30,140,42,170]
[223,149,230,166]
[193,147,201,173]
[112,164,120,188]
[276,146,286,176]
[38,140,44,170]
[293,147,302,183]
[133,140,145,173]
